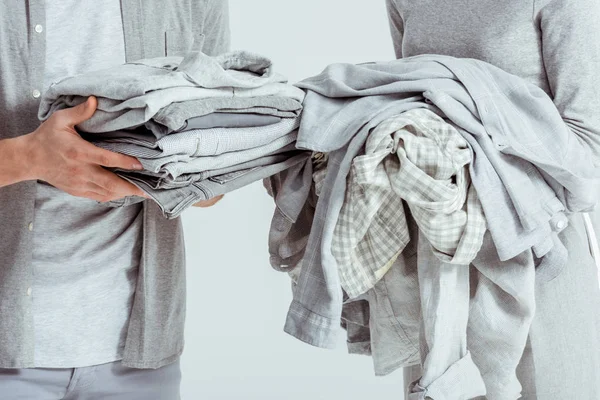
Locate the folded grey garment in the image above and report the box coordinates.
[82,128,156,147]
[158,133,298,178]
[117,152,310,219]
[39,51,306,136]
[91,117,300,159]
[95,113,283,137]
[157,152,302,190]
[181,113,281,130]
[96,132,298,178]
[112,150,303,190]
[146,96,303,137]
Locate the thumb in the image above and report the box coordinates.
[61,96,98,127]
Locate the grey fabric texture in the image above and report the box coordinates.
[385,0,600,168]
[520,213,600,400]
[148,95,302,136]
[39,46,303,220]
[341,207,422,376]
[269,55,598,351]
[403,216,600,400]
[386,1,600,397]
[96,125,303,214]
[466,233,538,400]
[92,116,300,162]
[31,0,143,369]
[335,109,488,398]
[31,183,142,368]
[38,50,305,136]
[135,150,299,190]
[94,130,298,182]
[334,110,486,299]
[0,0,231,369]
[181,112,281,130]
[121,152,310,219]
[263,156,317,273]
[406,353,485,400]
[151,115,299,157]
[341,218,539,399]
[133,131,297,178]
[0,359,181,399]
[117,150,300,191]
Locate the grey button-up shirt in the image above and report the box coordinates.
[0,0,230,369]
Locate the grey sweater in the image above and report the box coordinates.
[386,0,600,162]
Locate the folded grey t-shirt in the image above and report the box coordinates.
[180,112,281,130]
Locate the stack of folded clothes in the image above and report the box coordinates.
[38,50,309,218]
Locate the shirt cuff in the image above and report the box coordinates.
[283,300,340,349]
[407,351,486,400]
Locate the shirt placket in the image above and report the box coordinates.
[28,1,46,102]
[20,0,47,366]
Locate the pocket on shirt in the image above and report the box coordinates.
[165,27,205,57]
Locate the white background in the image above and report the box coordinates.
[180,1,402,399]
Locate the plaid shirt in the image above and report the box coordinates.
[333,109,487,298]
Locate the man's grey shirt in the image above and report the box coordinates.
[0,0,230,369]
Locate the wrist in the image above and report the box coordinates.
[4,134,39,182]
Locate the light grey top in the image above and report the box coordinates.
[31,0,142,368]
[386,0,600,160]
[0,0,230,369]
[386,0,600,271]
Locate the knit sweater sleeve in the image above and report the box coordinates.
[536,0,600,164]
[386,0,404,59]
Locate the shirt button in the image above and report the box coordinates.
[26,287,32,296]
[555,219,567,230]
[28,222,33,231]
[34,24,43,33]
[32,89,41,99]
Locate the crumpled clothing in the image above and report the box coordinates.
[333,109,486,298]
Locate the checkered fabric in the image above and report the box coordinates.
[333,109,487,298]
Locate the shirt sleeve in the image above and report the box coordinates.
[386,0,404,59]
[537,0,600,164]
[196,0,231,56]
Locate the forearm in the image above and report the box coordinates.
[0,135,36,187]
